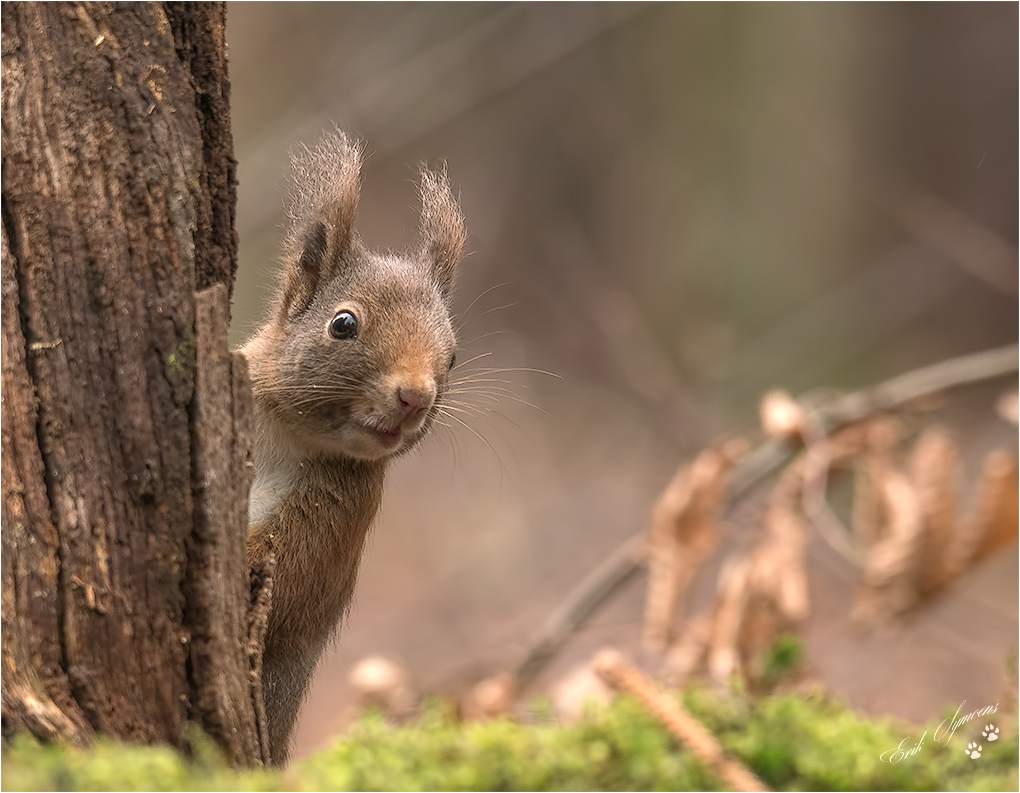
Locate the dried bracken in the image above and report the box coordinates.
[761,459,811,624]
[707,457,812,684]
[852,461,923,625]
[971,451,1019,562]
[909,426,959,596]
[524,346,1015,706]
[949,450,1019,575]
[706,556,753,683]
[847,414,1020,626]
[800,422,872,564]
[850,426,1017,625]
[665,442,814,684]
[642,442,744,653]
[654,398,1015,683]
[850,419,902,550]
[850,420,948,624]
[665,611,714,684]
[594,649,770,792]
[850,461,881,551]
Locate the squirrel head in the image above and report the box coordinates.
[247,130,467,462]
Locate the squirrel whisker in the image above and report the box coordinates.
[454,280,512,332]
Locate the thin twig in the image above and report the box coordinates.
[515,533,647,686]
[593,649,769,792]
[874,178,1018,297]
[513,344,1018,687]
[799,411,862,565]
[822,343,1018,425]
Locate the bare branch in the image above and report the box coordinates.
[512,344,1018,686]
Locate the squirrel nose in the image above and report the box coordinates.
[397,384,434,417]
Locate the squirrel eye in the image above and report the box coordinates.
[329,311,359,340]
[448,352,457,371]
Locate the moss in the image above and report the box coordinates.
[166,334,194,373]
[0,732,280,792]
[298,699,719,792]
[3,691,1016,791]
[684,685,1018,792]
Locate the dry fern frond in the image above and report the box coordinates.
[801,422,875,564]
[851,461,883,551]
[731,460,811,680]
[762,510,810,624]
[948,450,1019,575]
[864,416,903,457]
[909,426,960,596]
[738,595,786,683]
[665,610,714,684]
[850,419,899,551]
[673,453,813,685]
[707,556,752,684]
[852,464,922,625]
[971,451,1019,561]
[763,459,810,622]
[642,443,743,653]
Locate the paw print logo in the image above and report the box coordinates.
[965,741,982,759]
[981,724,999,742]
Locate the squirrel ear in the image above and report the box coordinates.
[280,221,324,317]
[298,221,329,279]
[419,165,466,296]
[282,131,364,314]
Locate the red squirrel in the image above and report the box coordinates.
[240,130,466,762]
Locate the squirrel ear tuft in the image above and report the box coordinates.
[419,165,466,296]
[315,131,362,261]
[282,130,364,314]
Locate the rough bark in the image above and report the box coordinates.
[1,2,266,765]
[165,1,239,294]
[186,284,262,763]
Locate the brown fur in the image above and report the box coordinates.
[240,130,465,763]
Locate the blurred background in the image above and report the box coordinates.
[225,3,1017,758]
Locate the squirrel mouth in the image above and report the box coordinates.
[366,425,402,449]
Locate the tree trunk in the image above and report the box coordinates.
[1,1,269,766]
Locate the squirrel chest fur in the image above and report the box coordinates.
[240,131,466,763]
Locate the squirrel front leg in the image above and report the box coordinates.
[247,523,314,764]
[260,637,319,764]
[247,522,317,764]
[247,501,372,764]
